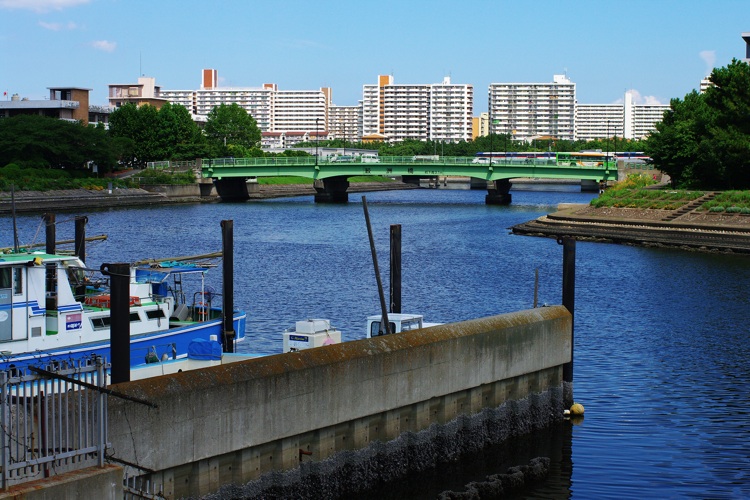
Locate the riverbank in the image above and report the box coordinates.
[0,181,417,214]
[512,203,750,254]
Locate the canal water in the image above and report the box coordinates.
[3,185,748,498]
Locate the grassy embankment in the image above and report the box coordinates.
[591,174,750,213]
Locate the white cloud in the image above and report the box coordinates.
[38,20,77,30]
[614,89,665,106]
[0,0,90,12]
[699,50,716,75]
[90,39,116,52]
[628,89,664,105]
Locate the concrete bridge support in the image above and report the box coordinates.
[314,176,350,203]
[214,178,250,202]
[486,179,513,205]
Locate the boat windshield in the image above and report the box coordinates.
[370,321,396,337]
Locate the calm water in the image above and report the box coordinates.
[3,185,749,498]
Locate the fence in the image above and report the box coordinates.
[0,356,109,489]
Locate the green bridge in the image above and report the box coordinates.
[201,155,618,204]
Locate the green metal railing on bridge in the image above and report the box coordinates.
[201,156,618,182]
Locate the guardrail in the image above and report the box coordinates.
[203,156,616,169]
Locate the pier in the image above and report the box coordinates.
[106,306,572,498]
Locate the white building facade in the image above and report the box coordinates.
[328,105,361,141]
[575,104,625,141]
[362,75,474,143]
[488,74,576,142]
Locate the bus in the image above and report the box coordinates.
[555,152,615,167]
[473,152,555,164]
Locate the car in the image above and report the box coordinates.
[331,155,355,163]
[361,154,380,163]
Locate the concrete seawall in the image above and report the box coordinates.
[107,306,572,498]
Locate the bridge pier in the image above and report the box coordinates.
[486,179,513,205]
[314,176,350,203]
[581,179,599,192]
[214,178,250,202]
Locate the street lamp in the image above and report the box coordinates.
[315,117,319,167]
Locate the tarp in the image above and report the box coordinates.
[187,338,222,360]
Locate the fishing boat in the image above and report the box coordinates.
[0,251,246,370]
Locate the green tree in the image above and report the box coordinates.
[204,103,261,156]
[646,59,750,189]
[157,102,206,160]
[0,115,115,171]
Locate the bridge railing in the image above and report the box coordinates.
[203,156,615,169]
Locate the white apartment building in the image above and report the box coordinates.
[383,83,430,142]
[362,75,473,143]
[488,74,576,142]
[575,104,624,141]
[328,105,361,141]
[271,85,328,133]
[429,77,473,143]
[623,91,669,140]
[158,70,329,134]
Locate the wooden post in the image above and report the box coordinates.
[103,263,130,384]
[561,237,576,391]
[390,224,402,314]
[221,220,235,353]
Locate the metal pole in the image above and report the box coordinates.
[96,356,106,467]
[362,196,390,335]
[44,213,55,310]
[102,263,130,384]
[74,216,87,264]
[75,216,88,300]
[560,237,576,386]
[221,220,235,353]
[390,224,402,314]
[10,185,19,253]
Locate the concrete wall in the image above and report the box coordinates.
[140,184,202,197]
[0,465,123,500]
[106,306,571,498]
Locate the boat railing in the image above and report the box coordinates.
[0,356,109,488]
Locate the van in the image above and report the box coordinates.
[361,154,380,163]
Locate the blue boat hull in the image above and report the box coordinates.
[0,311,247,371]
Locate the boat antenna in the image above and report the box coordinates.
[11,183,19,253]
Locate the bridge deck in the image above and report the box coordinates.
[201,156,617,182]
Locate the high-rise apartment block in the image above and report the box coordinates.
[488,74,576,142]
[328,105,361,142]
[362,75,473,143]
[158,70,329,134]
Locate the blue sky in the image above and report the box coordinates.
[1,0,749,112]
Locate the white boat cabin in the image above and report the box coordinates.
[366,313,440,338]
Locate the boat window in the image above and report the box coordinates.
[91,316,111,330]
[130,312,141,322]
[0,269,10,289]
[370,321,397,337]
[146,309,166,320]
[13,268,22,295]
[400,319,422,331]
